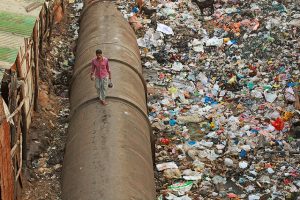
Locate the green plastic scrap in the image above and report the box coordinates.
[287,136,295,142]
[168,181,194,195]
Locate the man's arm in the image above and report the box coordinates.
[106,59,111,79]
[90,60,95,80]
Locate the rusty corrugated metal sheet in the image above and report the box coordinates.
[62,1,155,200]
[0,98,14,200]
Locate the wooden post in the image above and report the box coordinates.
[9,69,18,200]
[33,23,39,112]
[15,52,28,165]
[9,70,17,147]
[39,6,44,54]
[45,3,49,36]
[45,2,50,43]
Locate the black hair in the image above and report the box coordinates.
[96,49,102,54]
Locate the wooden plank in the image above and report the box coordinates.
[10,139,19,157]
[25,2,43,13]
[15,133,22,182]
[19,41,33,70]
[4,96,28,123]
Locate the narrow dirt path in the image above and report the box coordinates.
[21,1,79,199]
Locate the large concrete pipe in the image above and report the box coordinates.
[62,1,156,199]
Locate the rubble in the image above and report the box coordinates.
[118,0,300,199]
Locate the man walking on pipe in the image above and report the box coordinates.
[90,49,112,105]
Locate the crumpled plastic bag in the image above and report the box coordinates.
[212,175,227,185]
[156,162,178,171]
[251,89,263,98]
[264,91,277,103]
[271,117,284,131]
[168,181,193,196]
[189,39,204,52]
[182,169,202,180]
[161,7,176,16]
[172,62,184,71]
[198,149,219,161]
[205,37,223,47]
[285,87,296,102]
[248,194,260,200]
[198,72,208,85]
[137,28,163,47]
[157,23,174,35]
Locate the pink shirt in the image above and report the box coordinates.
[91,57,110,79]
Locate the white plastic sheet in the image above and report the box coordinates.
[157,23,174,35]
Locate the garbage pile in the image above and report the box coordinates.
[117,0,300,199]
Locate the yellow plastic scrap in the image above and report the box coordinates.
[228,76,237,84]
[168,87,178,94]
[143,48,149,54]
[210,122,215,129]
[273,84,281,88]
[282,112,293,121]
[223,37,230,43]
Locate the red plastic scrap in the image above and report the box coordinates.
[160,138,170,145]
[271,117,284,131]
[227,193,238,198]
[284,178,292,185]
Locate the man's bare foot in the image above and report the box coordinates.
[99,99,108,105]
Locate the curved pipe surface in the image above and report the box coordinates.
[62,1,155,199]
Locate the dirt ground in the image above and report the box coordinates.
[21,1,76,199]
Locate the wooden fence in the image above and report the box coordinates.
[0,1,62,199]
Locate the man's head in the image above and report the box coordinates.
[96,49,103,60]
